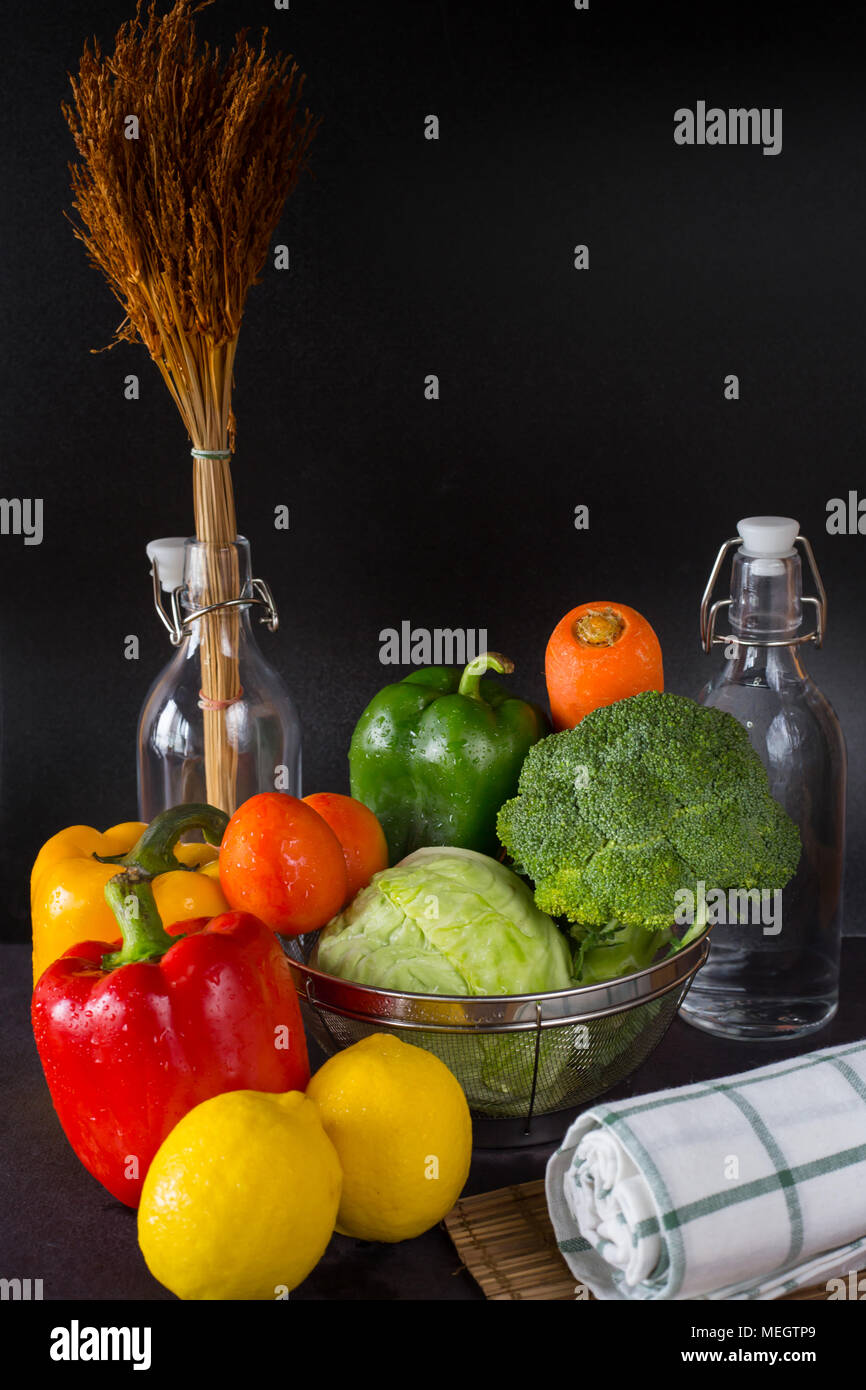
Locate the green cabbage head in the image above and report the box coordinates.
[314,847,573,996]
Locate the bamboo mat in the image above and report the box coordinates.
[445,1180,862,1301]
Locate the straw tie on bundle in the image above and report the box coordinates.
[63,0,318,812]
[546,1040,866,1300]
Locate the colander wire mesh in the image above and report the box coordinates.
[283,930,709,1127]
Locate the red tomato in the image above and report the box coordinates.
[302,793,389,902]
[219,793,348,935]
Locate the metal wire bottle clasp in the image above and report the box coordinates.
[700,534,827,654]
[150,558,280,647]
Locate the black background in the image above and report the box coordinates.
[1,0,863,940]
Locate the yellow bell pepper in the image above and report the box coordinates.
[31,806,230,986]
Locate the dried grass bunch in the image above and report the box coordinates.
[63,0,318,810]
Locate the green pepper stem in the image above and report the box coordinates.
[94,803,229,878]
[101,870,181,971]
[457,651,514,701]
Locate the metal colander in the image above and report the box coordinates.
[283,929,710,1146]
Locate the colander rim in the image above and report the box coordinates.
[283,923,712,1020]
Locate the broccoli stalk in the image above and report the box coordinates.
[496,691,801,985]
[575,920,667,984]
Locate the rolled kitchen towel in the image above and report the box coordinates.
[546,1040,866,1300]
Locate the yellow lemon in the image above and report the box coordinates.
[306,1034,472,1243]
[138,1090,342,1300]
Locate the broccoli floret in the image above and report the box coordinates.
[669,795,800,890]
[496,690,801,945]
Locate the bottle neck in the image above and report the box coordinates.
[179,537,254,658]
[724,549,807,685]
[729,549,802,640]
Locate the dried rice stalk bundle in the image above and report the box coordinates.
[63,0,318,811]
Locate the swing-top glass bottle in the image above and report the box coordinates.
[680,516,846,1041]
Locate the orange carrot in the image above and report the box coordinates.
[545,601,663,731]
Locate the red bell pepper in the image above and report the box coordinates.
[32,866,310,1207]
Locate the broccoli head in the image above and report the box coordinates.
[496,690,801,932]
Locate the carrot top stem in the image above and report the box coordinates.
[573,608,625,647]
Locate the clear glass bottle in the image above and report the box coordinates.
[680,516,845,1040]
[137,536,302,819]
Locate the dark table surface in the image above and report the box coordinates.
[3,941,864,1301]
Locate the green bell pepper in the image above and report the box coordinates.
[348,652,549,862]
